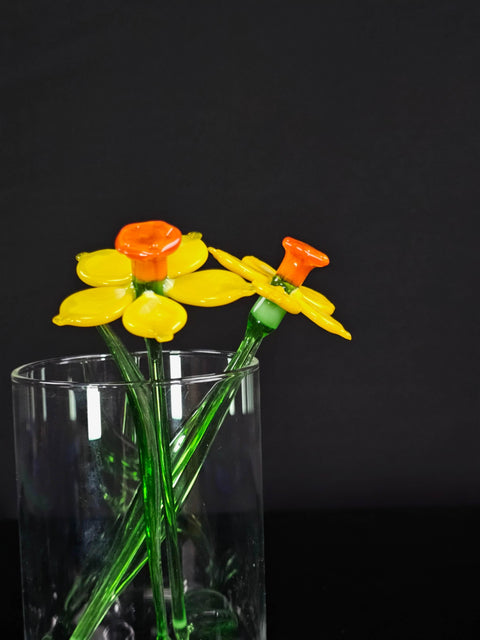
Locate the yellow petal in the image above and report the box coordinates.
[166,270,255,306]
[122,291,187,342]
[252,282,302,314]
[242,256,276,279]
[208,247,268,283]
[76,249,132,287]
[53,286,134,327]
[300,299,352,340]
[296,285,336,315]
[167,232,209,278]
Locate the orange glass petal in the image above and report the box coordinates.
[276,236,329,287]
[115,220,182,282]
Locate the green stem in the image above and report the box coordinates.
[170,312,268,500]
[146,339,190,640]
[106,312,269,606]
[96,325,171,640]
[63,302,279,639]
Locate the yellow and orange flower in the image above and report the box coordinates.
[209,236,351,340]
[53,221,254,342]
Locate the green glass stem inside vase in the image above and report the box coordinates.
[146,338,189,640]
[50,309,271,640]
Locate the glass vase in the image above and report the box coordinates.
[12,350,266,640]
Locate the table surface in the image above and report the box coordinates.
[5,507,480,638]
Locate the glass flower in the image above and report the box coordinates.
[53,220,255,342]
[209,236,351,340]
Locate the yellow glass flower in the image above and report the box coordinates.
[209,236,351,340]
[53,221,255,342]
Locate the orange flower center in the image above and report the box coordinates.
[115,220,182,282]
[276,236,329,287]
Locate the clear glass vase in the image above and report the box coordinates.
[12,350,266,640]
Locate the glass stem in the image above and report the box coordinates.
[96,325,171,640]
[146,338,190,640]
[170,311,269,499]
[64,303,282,639]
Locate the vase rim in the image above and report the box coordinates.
[11,349,259,388]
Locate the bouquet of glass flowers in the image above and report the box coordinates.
[15,220,350,640]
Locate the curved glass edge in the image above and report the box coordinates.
[11,349,260,388]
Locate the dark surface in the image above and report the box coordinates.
[5,507,480,639]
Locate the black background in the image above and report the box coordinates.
[1,2,479,636]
